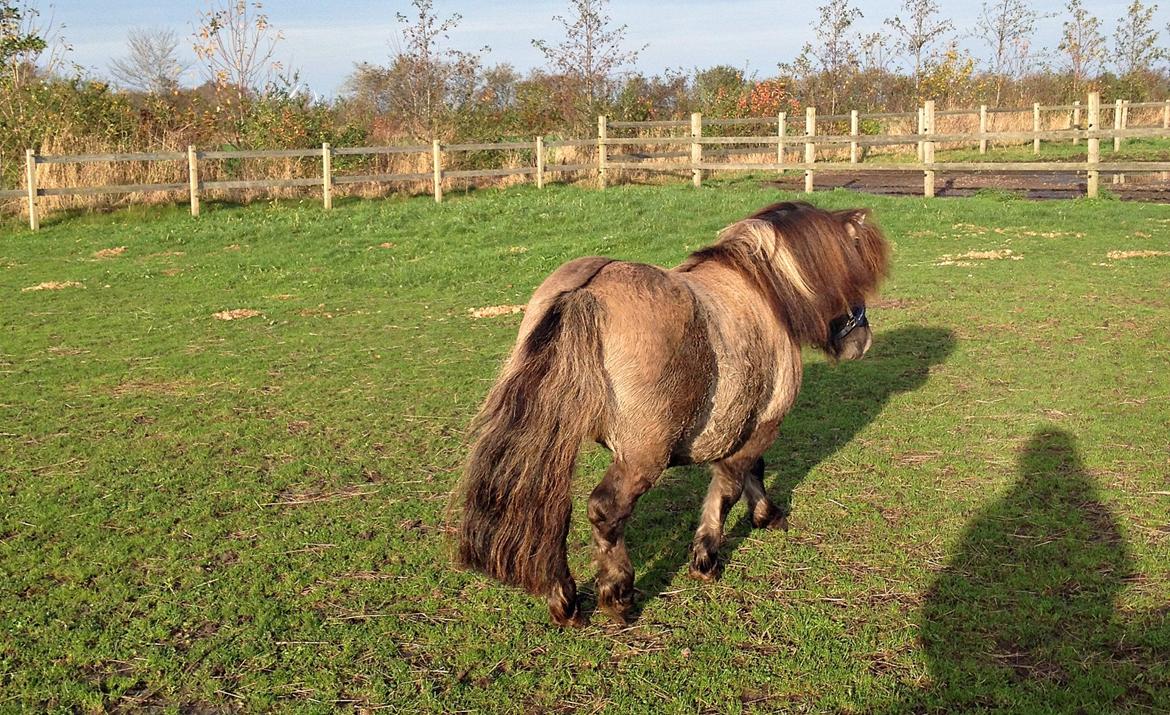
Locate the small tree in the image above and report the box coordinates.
[1113,0,1162,78]
[109,27,189,94]
[381,0,485,138]
[1057,0,1104,96]
[974,0,1043,104]
[192,0,282,98]
[1,1,45,87]
[885,0,954,97]
[802,0,864,113]
[532,0,644,117]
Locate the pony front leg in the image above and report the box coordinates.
[742,457,788,530]
[587,457,662,623]
[689,458,748,581]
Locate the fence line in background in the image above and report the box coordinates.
[9,92,1170,230]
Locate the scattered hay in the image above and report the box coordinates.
[1106,250,1170,260]
[144,251,186,259]
[224,244,242,252]
[22,281,83,292]
[936,249,1022,266]
[162,268,182,277]
[299,305,335,318]
[873,298,913,310]
[92,246,127,259]
[213,308,262,321]
[269,293,296,300]
[507,245,528,254]
[108,379,195,397]
[469,304,525,319]
[378,242,395,249]
[950,223,990,235]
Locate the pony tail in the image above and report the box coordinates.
[456,290,606,598]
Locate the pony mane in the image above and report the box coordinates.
[678,201,890,347]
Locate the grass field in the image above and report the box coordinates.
[2,181,1169,713]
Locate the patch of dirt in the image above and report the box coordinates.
[92,246,127,259]
[22,281,83,292]
[873,297,913,309]
[108,379,195,397]
[143,251,186,259]
[266,483,379,507]
[162,268,182,276]
[378,242,395,249]
[212,308,261,321]
[469,304,525,319]
[936,249,1022,266]
[224,244,242,252]
[48,346,89,356]
[1107,250,1170,260]
[298,305,335,318]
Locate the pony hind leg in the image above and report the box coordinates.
[742,457,788,530]
[690,422,782,581]
[689,458,748,581]
[587,455,664,623]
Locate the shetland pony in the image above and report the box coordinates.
[455,201,890,626]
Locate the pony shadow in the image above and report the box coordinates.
[892,427,1170,711]
[623,325,956,613]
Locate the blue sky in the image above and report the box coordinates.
[52,0,1151,97]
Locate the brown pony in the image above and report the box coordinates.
[455,201,890,626]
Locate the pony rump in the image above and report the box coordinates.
[456,289,607,614]
[684,202,890,348]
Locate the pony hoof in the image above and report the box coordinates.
[753,503,790,531]
[688,552,722,582]
[597,584,635,623]
[753,509,789,531]
[550,603,588,628]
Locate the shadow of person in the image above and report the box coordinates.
[904,427,1170,711]
[624,325,956,612]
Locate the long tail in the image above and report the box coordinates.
[456,289,606,598]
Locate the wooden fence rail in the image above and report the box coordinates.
[9,92,1170,229]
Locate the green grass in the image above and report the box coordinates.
[2,181,1169,713]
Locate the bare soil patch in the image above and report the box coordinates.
[470,304,526,319]
[212,309,262,321]
[22,281,83,292]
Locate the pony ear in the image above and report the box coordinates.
[841,209,870,238]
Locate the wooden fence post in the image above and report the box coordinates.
[916,106,924,161]
[1087,91,1100,199]
[432,140,442,203]
[187,145,200,217]
[321,142,332,210]
[1113,99,1123,153]
[691,111,702,189]
[1072,100,1081,145]
[1033,102,1041,154]
[804,106,816,194]
[25,149,38,231]
[979,104,988,154]
[777,112,786,169]
[597,115,608,190]
[850,110,859,164]
[535,136,544,189]
[923,100,936,198]
[1163,98,1169,129]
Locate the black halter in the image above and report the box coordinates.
[831,305,868,342]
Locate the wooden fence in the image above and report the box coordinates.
[8,91,1170,230]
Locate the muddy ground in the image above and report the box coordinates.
[766,169,1170,202]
